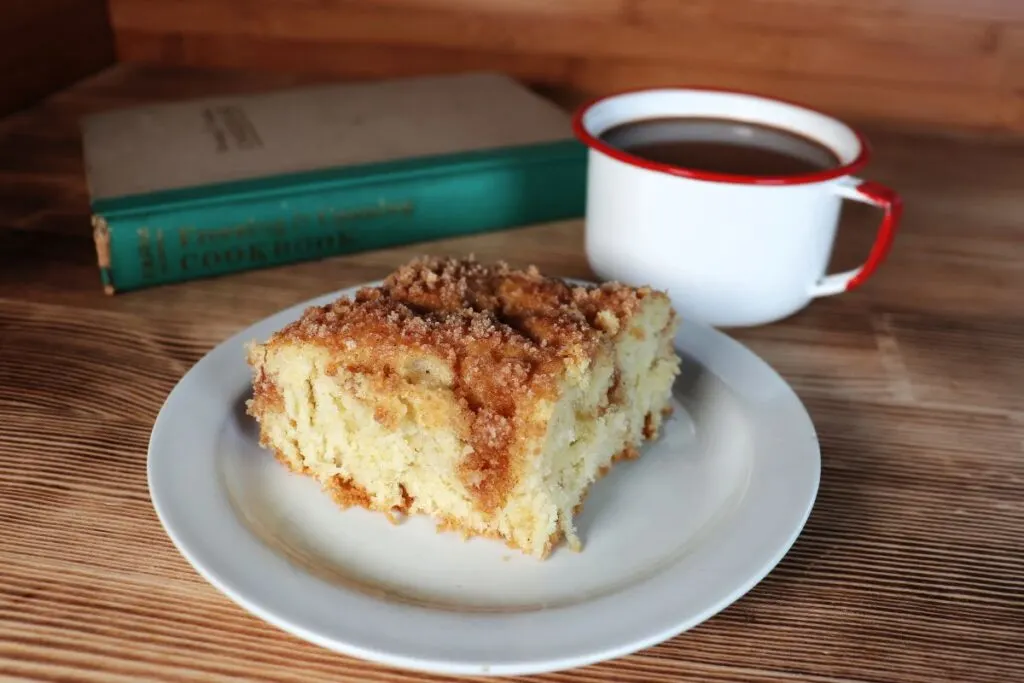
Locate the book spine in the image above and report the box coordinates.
[91,141,586,294]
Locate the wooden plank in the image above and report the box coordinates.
[631,0,999,51]
[766,0,1024,22]
[0,1,114,116]
[996,23,1024,90]
[106,0,1024,131]
[114,30,574,86]
[566,58,1021,131]
[107,0,1009,89]
[112,29,1021,132]
[336,0,629,20]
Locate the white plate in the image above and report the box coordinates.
[148,282,820,677]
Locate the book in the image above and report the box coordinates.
[81,72,587,294]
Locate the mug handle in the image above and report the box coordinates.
[809,177,903,297]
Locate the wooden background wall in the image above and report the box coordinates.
[0,1,114,116]
[105,0,1024,132]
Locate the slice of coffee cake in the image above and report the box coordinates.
[246,257,680,558]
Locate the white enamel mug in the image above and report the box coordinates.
[573,88,902,328]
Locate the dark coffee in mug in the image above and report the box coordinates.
[599,117,841,177]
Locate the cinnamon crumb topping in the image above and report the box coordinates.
[248,367,283,417]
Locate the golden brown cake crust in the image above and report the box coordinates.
[249,368,282,413]
[262,256,668,515]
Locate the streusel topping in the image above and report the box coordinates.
[282,256,656,377]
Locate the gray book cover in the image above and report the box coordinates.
[81,71,576,202]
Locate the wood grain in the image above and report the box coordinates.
[1,64,1022,682]
[0,1,114,117]
[106,0,1024,131]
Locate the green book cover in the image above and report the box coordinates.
[81,72,587,294]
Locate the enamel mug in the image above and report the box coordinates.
[573,88,902,328]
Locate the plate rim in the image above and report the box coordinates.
[147,281,821,677]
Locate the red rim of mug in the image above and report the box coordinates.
[571,86,872,186]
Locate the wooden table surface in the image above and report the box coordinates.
[1,64,1021,683]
